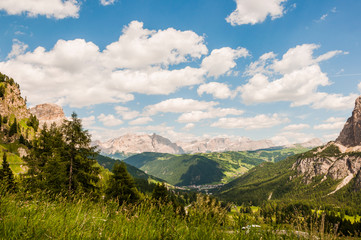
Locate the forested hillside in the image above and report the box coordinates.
[122,147,309,186]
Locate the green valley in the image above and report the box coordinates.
[121,147,310,186]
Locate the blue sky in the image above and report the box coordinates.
[0,0,360,144]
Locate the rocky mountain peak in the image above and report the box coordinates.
[336,95,361,147]
[97,133,184,155]
[0,74,30,120]
[29,103,66,128]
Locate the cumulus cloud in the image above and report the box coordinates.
[178,108,243,123]
[226,0,288,26]
[97,114,123,127]
[283,124,310,131]
[81,115,95,128]
[7,39,28,59]
[0,0,80,19]
[88,123,196,142]
[144,98,218,115]
[239,44,356,110]
[314,117,345,130]
[114,106,140,120]
[183,123,195,131]
[102,21,207,69]
[0,21,208,107]
[201,47,248,78]
[358,82,361,92]
[197,82,236,99]
[271,131,315,146]
[211,113,289,129]
[129,117,153,125]
[100,0,116,6]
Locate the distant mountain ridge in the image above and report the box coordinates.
[176,137,275,153]
[96,134,323,156]
[96,133,184,155]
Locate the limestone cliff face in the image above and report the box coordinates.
[29,103,66,128]
[293,96,361,191]
[177,137,275,153]
[0,80,30,120]
[336,96,361,147]
[97,133,184,155]
[293,143,361,184]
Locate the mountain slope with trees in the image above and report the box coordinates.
[215,96,361,211]
[122,147,309,186]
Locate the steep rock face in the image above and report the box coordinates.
[177,137,275,153]
[97,133,184,155]
[294,148,361,184]
[336,96,361,147]
[29,103,66,128]
[0,80,30,120]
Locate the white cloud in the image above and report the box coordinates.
[197,82,236,99]
[81,115,95,128]
[211,113,289,129]
[100,0,116,6]
[178,108,244,123]
[314,117,345,130]
[144,98,218,115]
[283,124,310,131]
[271,44,344,74]
[320,14,328,21]
[183,123,195,131]
[323,133,339,142]
[226,0,288,26]
[201,47,248,78]
[310,93,358,110]
[0,21,208,107]
[129,117,153,125]
[0,0,80,19]
[114,106,140,120]
[88,123,196,142]
[110,67,205,95]
[240,44,355,110]
[97,114,123,127]
[358,82,361,92]
[271,131,315,146]
[102,21,207,69]
[244,52,276,76]
[325,117,345,123]
[7,39,28,59]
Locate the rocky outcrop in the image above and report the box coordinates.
[294,146,361,184]
[336,96,361,147]
[29,103,66,128]
[293,96,361,191]
[0,78,30,120]
[177,137,275,153]
[97,133,184,155]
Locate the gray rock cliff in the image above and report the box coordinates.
[336,95,361,147]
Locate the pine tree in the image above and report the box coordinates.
[0,153,16,192]
[19,134,25,145]
[24,115,100,196]
[105,162,140,204]
[24,124,66,193]
[152,183,168,202]
[62,112,100,194]
[9,118,18,137]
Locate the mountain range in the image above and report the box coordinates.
[95,133,323,157]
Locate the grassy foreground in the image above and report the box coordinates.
[0,192,346,240]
